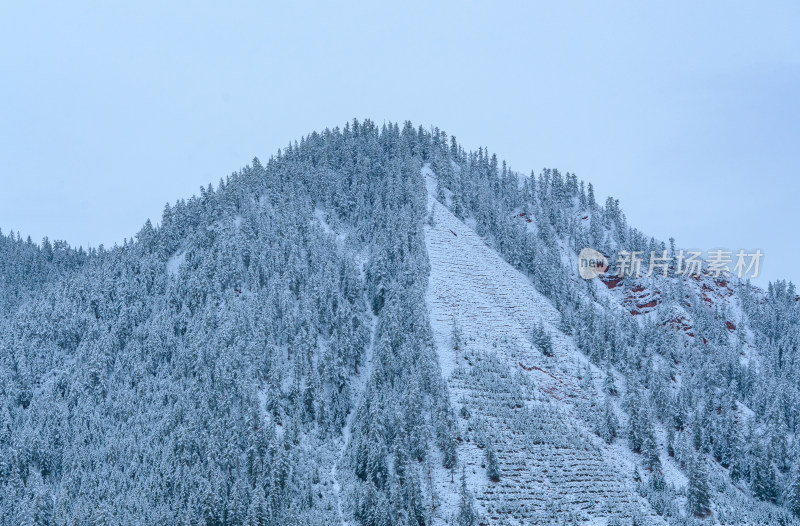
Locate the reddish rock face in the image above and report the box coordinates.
[637,299,658,309]
[616,281,662,312]
[602,275,623,289]
[664,315,693,335]
[605,271,741,352]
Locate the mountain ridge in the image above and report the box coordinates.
[1,120,798,525]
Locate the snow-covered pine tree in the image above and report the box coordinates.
[485,440,500,482]
[687,455,711,517]
[456,469,481,526]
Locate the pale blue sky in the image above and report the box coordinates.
[1,2,798,285]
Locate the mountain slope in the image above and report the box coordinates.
[1,120,799,525]
[425,168,663,524]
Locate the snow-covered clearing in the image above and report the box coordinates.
[424,169,664,525]
[166,251,185,278]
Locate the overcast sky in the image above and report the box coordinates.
[2,2,798,285]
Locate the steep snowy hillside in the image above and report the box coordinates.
[424,170,664,524]
[424,151,800,525]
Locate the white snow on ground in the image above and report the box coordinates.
[315,208,347,243]
[315,208,333,235]
[256,388,284,440]
[331,310,378,526]
[423,168,664,525]
[166,251,185,278]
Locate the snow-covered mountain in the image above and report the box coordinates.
[1,120,798,525]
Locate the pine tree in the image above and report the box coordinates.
[587,182,596,210]
[531,322,553,357]
[687,456,711,517]
[91,503,115,526]
[15,497,35,526]
[788,466,800,518]
[642,422,661,472]
[597,397,618,444]
[456,469,480,526]
[451,317,463,352]
[627,389,645,453]
[485,440,500,482]
[245,489,268,526]
[751,445,777,502]
[603,368,618,397]
[666,425,676,458]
